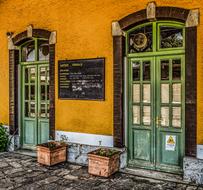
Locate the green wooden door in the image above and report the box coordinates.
[128,55,185,173]
[127,21,185,173]
[22,64,49,149]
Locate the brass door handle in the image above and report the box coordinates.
[155,116,162,126]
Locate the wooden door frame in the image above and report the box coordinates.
[113,5,198,157]
[9,27,56,141]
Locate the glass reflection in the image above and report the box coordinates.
[133,106,140,124]
[160,26,183,49]
[143,106,151,125]
[161,84,169,103]
[25,102,29,117]
[161,60,169,80]
[161,107,169,126]
[172,107,181,127]
[143,61,150,81]
[25,68,29,83]
[143,84,150,103]
[173,83,181,103]
[22,41,35,62]
[41,85,46,100]
[132,61,140,81]
[133,84,140,103]
[172,59,181,80]
[38,40,49,61]
[30,85,35,100]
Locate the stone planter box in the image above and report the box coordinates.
[88,148,120,177]
[37,142,67,166]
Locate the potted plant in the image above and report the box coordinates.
[88,148,121,177]
[37,141,67,166]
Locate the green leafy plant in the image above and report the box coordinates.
[92,148,120,158]
[0,123,9,152]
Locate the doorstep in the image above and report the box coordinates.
[120,167,191,185]
[15,149,37,157]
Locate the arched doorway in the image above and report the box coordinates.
[126,21,185,173]
[112,5,198,174]
[8,27,56,150]
[20,38,50,149]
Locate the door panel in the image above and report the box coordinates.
[24,119,36,145]
[156,55,184,172]
[128,58,155,169]
[128,55,184,173]
[38,65,50,144]
[22,66,37,149]
[22,64,49,149]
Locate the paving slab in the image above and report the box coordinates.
[0,152,202,190]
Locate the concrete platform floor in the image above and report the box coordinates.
[0,152,202,190]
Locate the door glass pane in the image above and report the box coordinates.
[25,85,29,100]
[161,84,169,103]
[173,83,181,103]
[161,107,169,126]
[47,104,50,118]
[30,68,36,83]
[160,26,183,49]
[172,107,181,127]
[143,84,150,103]
[30,85,35,100]
[41,85,46,101]
[143,61,150,81]
[128,24,153,53]
[161,60,169,80]
[25,102,29,117]
[22,41,35,62]
[40,67,46,83]
[172,59,181,80]
[133,106,140,124]
[133,84,140,103]
[30,102,35,118]
[38,40,49,61]
[47,69,50,83]
[25,68,29,83]
[47,85,49,100]
[40,104,46,118]
[143,106,151,125]
[132,61,140,81]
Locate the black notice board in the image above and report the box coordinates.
[58,58,105,100]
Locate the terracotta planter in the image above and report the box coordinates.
[88,148,120,177]
[37,142,67,166]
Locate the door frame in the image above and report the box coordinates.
[112,6,197,159]
[9,27,56,149]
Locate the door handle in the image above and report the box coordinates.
[155,116,162,126]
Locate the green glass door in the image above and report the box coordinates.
[22,64,49,149]
[128,55,185,173]
[156,55,185,173]
[128,57,155,169]
[127,21,185,173]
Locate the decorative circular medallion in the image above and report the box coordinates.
[133,33,148,51]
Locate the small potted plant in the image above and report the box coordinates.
[37,140,67,166]
[88,148,121,177]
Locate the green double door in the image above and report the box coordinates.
[21,64,50,149]
[128,54,185,173]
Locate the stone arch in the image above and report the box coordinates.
[113,3,199,157]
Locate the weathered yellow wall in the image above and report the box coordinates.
[0,0,202,142]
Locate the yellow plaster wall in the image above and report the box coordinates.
[0,0,202,141]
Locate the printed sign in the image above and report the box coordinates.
[165,135,176,151]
